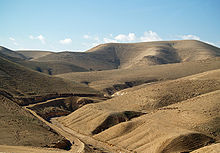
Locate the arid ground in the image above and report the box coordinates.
[0,40,220,153]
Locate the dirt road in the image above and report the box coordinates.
[22,97,131,153]
[24,106,86,153]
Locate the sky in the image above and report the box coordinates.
[0,0,220,52]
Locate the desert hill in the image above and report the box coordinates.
[0,94,66,148]
[87,40,220,68]
[0,40,220,152]
[36,40,220,71]
[18,50,52,60]
[0,47,89,75]
[17,50,88,74]
[33,51,120,71]
[59,69,220,152]
[57,57,220,95]
[16,60,88,75]
[94,90,220,153]
[0,55,98,104]
[1,40,220,75]
[0,51,99,150]
[0,46,27,61]
[191,143,220,153]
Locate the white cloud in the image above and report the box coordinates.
[82,31,162,49]
[179,34,219,47]
[83,34,100,42]
[115,33,136,41]
[91,42,100,47]
[83,35,90,39]
[59,38,72,44]
[82,34,102,49]
[94,36,99,41]
[13,42,18,46]
[180,34,200,40]
[140,30,162,42]
[9,37,15,41]
[29,35,34,39]
[82,42,100,49]
[9,37,18,46]
[82,31,219,50]
[29,35,46,44]
[103,38,118,43]
[37,35,45,44]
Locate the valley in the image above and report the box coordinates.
[0,40,220,153]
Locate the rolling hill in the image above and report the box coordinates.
[0,50,99,150]
[57,57,220,95]
[17,51,89,75]
[0,47,89,75]
[1,40,220,76]
[1,40,220,152]
[94,90,220,153]
[0,94,66,148]
[58,69,220,152]
[0,46,27,60]
[36,40,220,71]
[17,50,52,60]
[0,56,98,99]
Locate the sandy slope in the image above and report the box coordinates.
[87,40,220,69]
[0,56,98,98]
[0,46,27,60]
[59,69,220,152]
[1,40,220,153]
[0,145,69,153]
[0,95,65,148]
[18,50,52,60]
[191,143,220,153]
[57,57,220,95]
[59,69,220,136]
[17,60,88,75]
[24,106,86,153]
[94,90,220,153]
[2,40,220,75]
[34,40,220,71]
[0,55,99,151]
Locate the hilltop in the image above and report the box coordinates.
[0,40,220,152]
[35,40,220,71]
[1,40,216,75]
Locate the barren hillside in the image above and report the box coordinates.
[94,90,220,153]
[0,40,220,153]
[37,40,220,71]
[18,50,52,60]
[57,57,220,95]
[1,40,220,75]
[0,52,99,151]
[59,69,220,152]
[0,94,67,148]
[0,55,99,104]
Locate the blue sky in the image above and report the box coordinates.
[0,0,220,51]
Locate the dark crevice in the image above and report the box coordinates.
[27,95,107,121]
[15,93,101,106]
[104,79,158,95]
[92,111,146,135]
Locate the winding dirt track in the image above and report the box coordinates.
[51,117,132,153]
[23,97,131,153]
[24,105,86,153]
